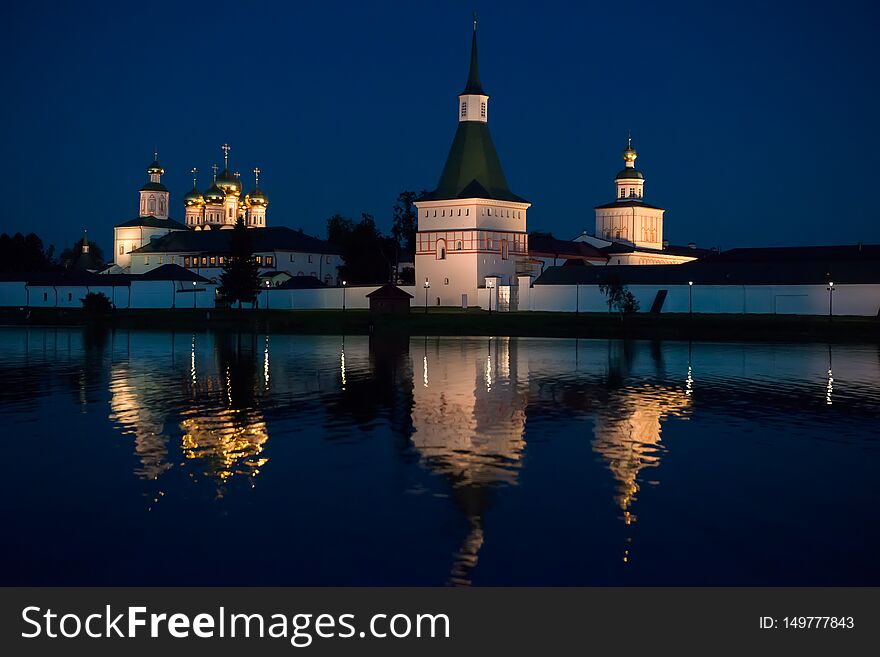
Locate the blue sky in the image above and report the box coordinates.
[1,0,877,254]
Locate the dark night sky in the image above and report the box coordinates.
[1,0,878,255]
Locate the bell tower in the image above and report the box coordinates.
[139,151,170,219]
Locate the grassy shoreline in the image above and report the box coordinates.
[1,307,879,343]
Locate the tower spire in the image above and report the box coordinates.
[462,15,483,95]
[82,228,89,254]
[212,163,218,181]
[253,166,261,188]
[191,167,198,188]
[221,143,230,170]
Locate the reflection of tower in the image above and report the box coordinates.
[410,337,528,585]
[108,362,173,481]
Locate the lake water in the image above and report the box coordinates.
[1,327,878,586]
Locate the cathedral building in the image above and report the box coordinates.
[414,21,531,308]
[109,146,343,283]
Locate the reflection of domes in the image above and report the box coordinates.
[183,186,204,207]
[203,183,225,204]
[215,168,241,195]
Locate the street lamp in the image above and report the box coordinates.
[342,280,347,311]
[265,280,271,310]
[423,278,430,314]
[192,281,197,309]
[826,281,835,319]
[688,280,693,316]
[487,279,495,314]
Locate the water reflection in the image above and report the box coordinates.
[2,328,879,585]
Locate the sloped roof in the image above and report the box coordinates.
[529,235,608,261]
[366,284,414,299]
[462,27,484,95]
[420,122,527,203]
[534,248,880,286]
[276,275,327,289]
[115,215,188,230]
[138,264,209,282]
[130,226,341,255]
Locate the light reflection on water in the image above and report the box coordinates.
[0,328,878,586]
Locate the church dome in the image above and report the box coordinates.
[203,183,225,204]
[146,159,164,176]
[183,186,205,207]
[248,186,268,207]
[615,168,644,180]
[214,168,241,195]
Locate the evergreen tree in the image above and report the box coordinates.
[219,218,260,308]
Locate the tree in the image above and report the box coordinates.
[391,190,422,256]
[0,232,54,272]
[529,230,555,240]
[599,278,640,316]
[326,213,396,284]
[81,291,113,315]
[219,218,260,308]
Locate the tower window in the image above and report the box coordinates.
[480,102,486,118]
[461,102,467,117]
[119,245,124,255]
[619,188,625,198]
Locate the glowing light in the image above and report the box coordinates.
[423,355,428,388]
[826,368,833,405]
[340,350,347,390]
[686,365,693,395]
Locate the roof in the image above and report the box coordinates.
[602,242,709,257]
[366,284,414,299]
[0,268,207,285]
[533,244,880,286]
[138,264,209,282]
[139,181,168,192]
[115,215,189,230]
[130,226,341,256]
[276,275,327,289]
[462,26,484,95]
[594,199,664,210]
[528,235,608,261]
[420,121,528,203]
[615,168,644,180]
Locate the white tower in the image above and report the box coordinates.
[594,137,665,250]
[414,18,531,308]
[214,143,241,228]
[139,152,170,219]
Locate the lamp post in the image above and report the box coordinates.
[576,283,580,314]
[826,281,835,319]
[487,280,495,314]
[265,280,271,310]
[423,278,430,314]
[342,280,347,311]
[688,280,693,317]
[192,281,197,309]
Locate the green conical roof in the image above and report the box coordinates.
[462,27,484,95]
[421,121,527,203]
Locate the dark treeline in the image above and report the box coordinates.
[0,232,106,273]
[325,190,423,285]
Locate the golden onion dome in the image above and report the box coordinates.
[214,168,241,195]
[183,185,205,207]
[248,186,268,207]
[146,158,164,176]
[622,142,637,165]
[203,182,225,204]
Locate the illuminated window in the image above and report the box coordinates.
[201,256,207,266]
[228,208,232,217]
[219,256,225,264]
[184,256,190,267]
[256,255,263,265]
[266,256,274,267]
[619,188,625,198]
[209,256,216,266]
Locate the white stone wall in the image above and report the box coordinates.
[524,283,880,316]
[263,285,417,310]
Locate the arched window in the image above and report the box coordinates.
[456,241,462,250]
[501,240,509,260]
[436,239,446,260]
[148,196,156,214]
